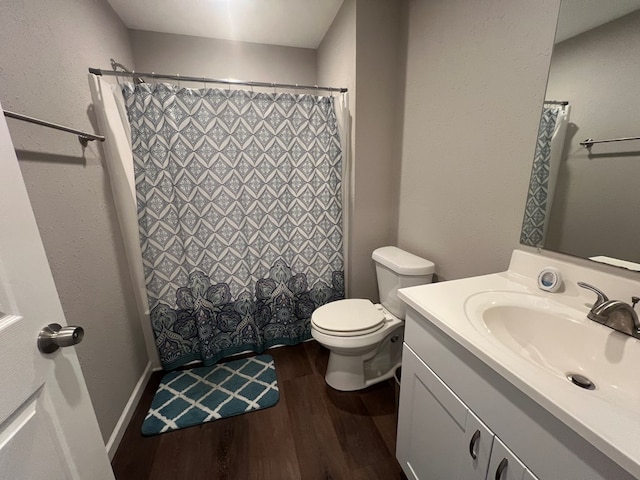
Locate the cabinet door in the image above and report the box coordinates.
[488,436,528,480]
[397,345,493,480]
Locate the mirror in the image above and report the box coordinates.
[521,0,640,271]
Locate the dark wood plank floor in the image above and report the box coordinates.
[112,340,408,480]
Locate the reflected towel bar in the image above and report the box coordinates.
[544,100,569,106]
[3,110,105,146]
[580,136,640,149]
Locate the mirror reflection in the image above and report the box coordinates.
[521,0,640,270]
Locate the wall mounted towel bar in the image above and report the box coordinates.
[3,110,105,146]
[580,136,640,149]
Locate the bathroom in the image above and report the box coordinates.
[1,0,639,478]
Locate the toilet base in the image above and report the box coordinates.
[325,351,401,391]
[322,326,404,391]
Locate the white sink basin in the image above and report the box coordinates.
[464,291,640,409]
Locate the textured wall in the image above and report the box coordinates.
[317,0,356,295]
[397,0,561,281]
[0,0,148,442]
[544,10,640,264]
[317,0,406,300]
[130,30,317,87]
[351,0,406,299]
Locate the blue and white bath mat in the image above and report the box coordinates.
[142,354,279,435]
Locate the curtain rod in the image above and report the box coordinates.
[88,67,348,93]
[3,110,105,146]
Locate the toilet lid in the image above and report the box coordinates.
[311,299,385,337]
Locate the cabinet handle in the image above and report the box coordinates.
[495,458,508,480]
[468,429,481,459]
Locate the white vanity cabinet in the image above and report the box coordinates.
[397,344,538,480]
[396,306,637,480]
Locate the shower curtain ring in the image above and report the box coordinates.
[176,73,180,88]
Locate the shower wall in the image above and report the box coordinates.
[129,30,317,88]
[0,0,148,444]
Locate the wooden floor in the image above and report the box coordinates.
[112,341,408,480]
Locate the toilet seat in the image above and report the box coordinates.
[311,299,385,337]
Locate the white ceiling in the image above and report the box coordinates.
[555,0,640,43]
[108,1,640,50]
[107,0,344,49]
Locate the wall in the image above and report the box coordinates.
[317,0,406,300]
[130,30,317,86]
[544,11,640,264]
[317,0,356,295]
[397,0,561,281]
[0,0,148,443]
[352,0,406,299]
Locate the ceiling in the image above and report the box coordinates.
[107,0,344,49]
[555,0,640,43]
[107,1,640,51]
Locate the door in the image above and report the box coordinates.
[488,436,528,480]
[396,344,494,480]
[0,105,114,479]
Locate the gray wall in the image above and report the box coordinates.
[352,0,406,299]
[130,30,317,87]
[0,0,148,442]
[397,0,561,281]
[317,0,356,295]
[317,0,406,300]
[545,11,640,264]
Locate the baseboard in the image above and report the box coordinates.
[106,361,153,460]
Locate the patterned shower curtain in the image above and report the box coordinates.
[520,106,560,247]
[121,83,344,370]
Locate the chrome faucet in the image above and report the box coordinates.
[578,282,640,338]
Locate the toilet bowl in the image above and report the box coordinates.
[311,246,435,391]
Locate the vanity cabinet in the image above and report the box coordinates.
[396,307,636,480]
[397,345,538,480]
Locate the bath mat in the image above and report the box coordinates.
[142,354,279,435]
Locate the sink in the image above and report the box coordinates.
[464,291,640,408]
[398,249,640,478]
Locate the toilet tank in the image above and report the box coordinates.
[372,246,435,319]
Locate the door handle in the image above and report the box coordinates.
[38,323,84,353]
[468,429,481,459]
[495,458,508,480]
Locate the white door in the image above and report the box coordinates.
[0,105,115,479]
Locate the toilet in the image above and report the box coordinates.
[311,246,435,391]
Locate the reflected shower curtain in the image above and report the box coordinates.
[121,83,344,369]
[521,105,570,246]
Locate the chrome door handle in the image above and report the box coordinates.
[38,323,84,353]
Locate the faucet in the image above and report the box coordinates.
[578,282,640,338]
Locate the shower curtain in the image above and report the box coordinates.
[113,81,346,369]
[521,105,570,247]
